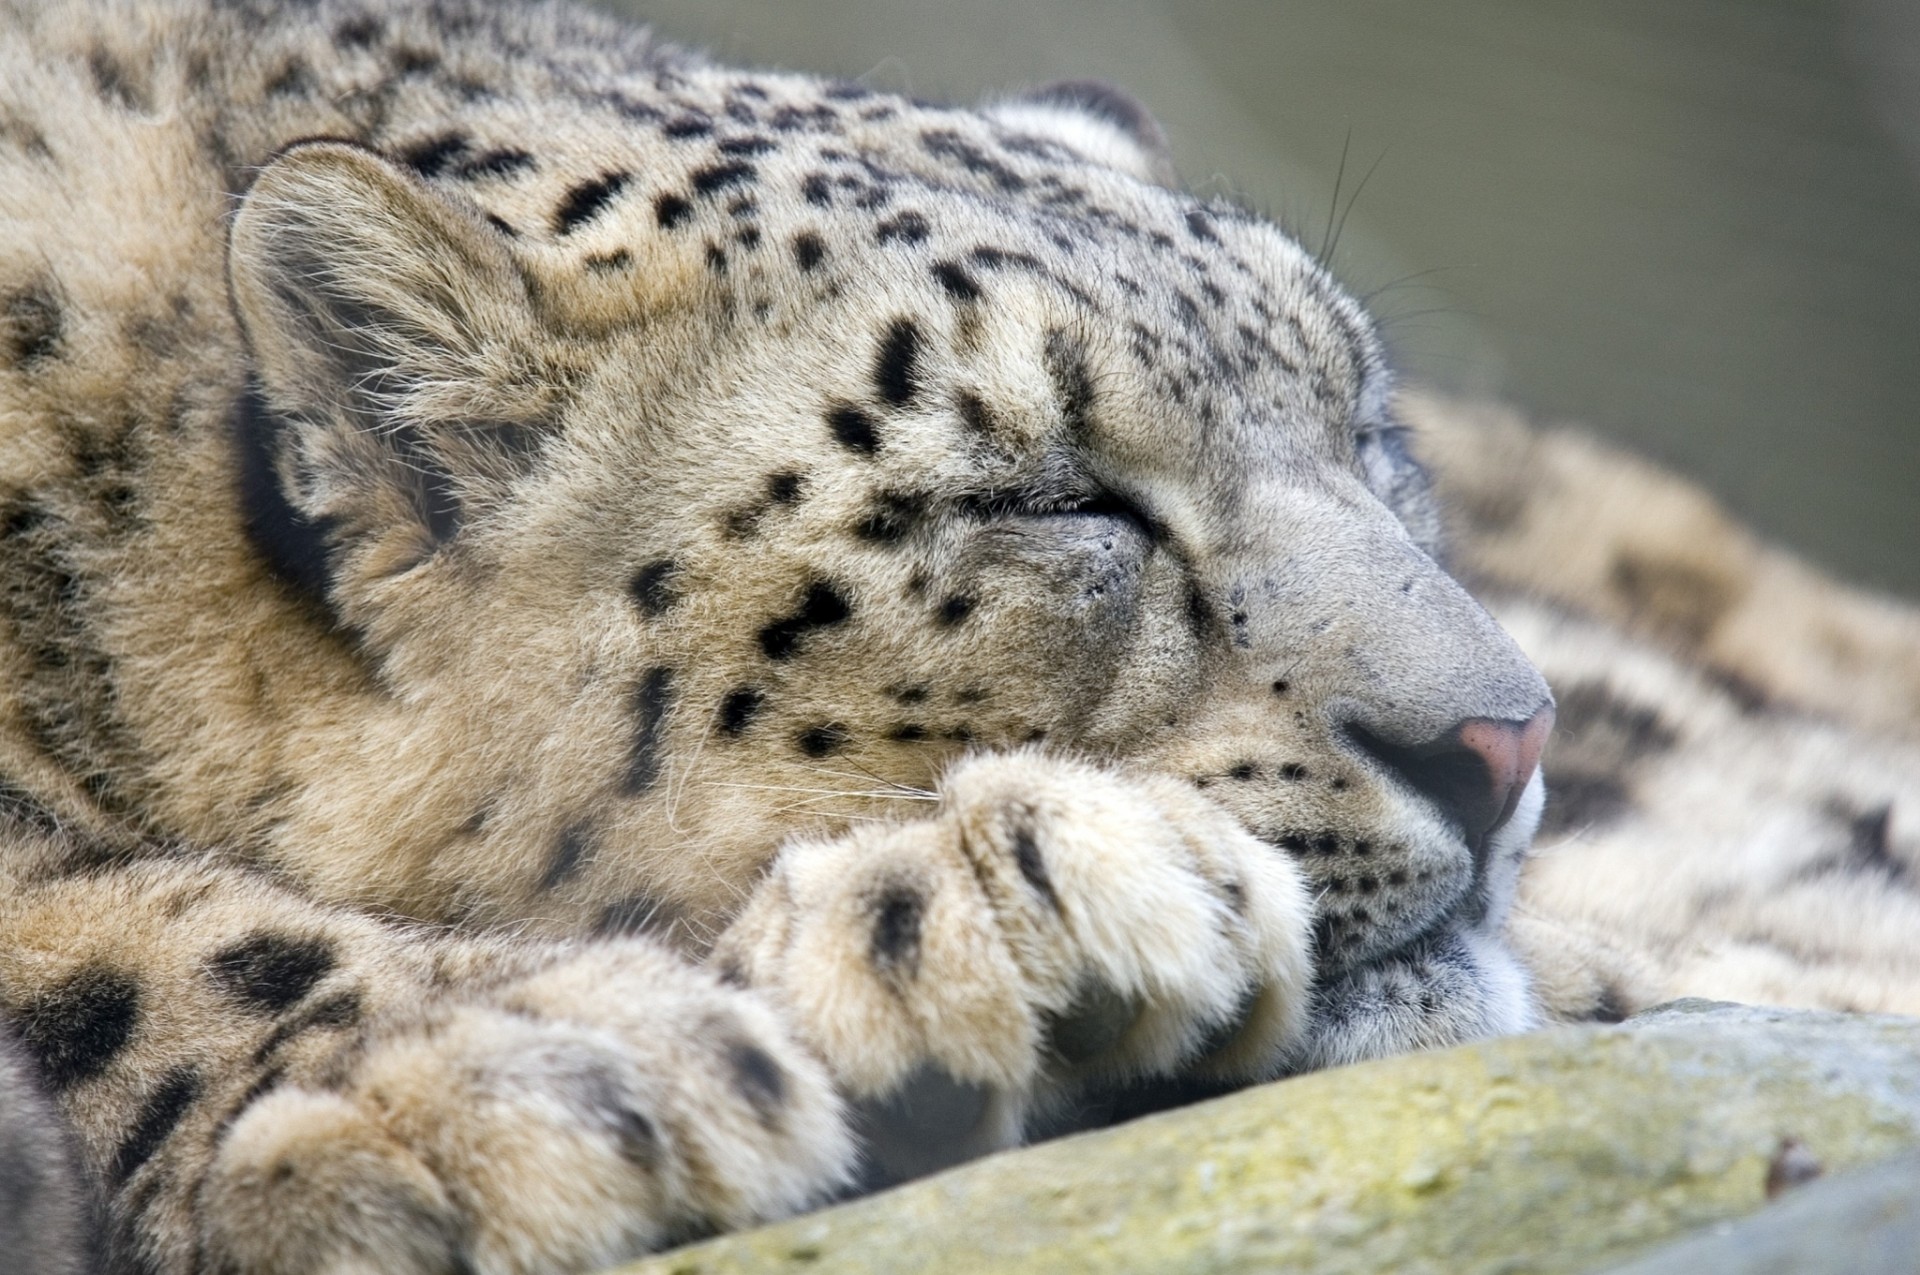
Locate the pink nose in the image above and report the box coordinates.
[1456,707,1555,836]
[1347,702,1555,845]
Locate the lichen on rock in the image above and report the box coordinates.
[617,1002,1920,1275]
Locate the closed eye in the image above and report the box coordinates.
[1058,489,1159,544]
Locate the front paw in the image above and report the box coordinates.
[711,751,1313,1178]
[198,942,853,1274]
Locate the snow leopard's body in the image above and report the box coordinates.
[0,1,1913,1272]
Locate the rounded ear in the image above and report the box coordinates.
[985,81,1180,188]
[230,140,554,433]
[228,142,560,619]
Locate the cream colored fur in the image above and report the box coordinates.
[1,1,1910,1272]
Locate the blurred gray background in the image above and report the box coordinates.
[601,0,1920,599]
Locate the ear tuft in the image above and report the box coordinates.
[986,81,1179,188]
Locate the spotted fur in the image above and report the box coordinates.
[6,0,1904,1271]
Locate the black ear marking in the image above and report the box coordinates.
[232,380,335,605]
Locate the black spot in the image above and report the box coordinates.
[726,1041,787,1125]
[655,193,692,229]
[1556,680,1679,756]
[891,686,930,704]
[391,46,440,75]
[887,724,927,742]
[662,113,712,139]
[691,161,757,196]
[919,129,1026,192]
[735,225,762,250]
[1311,832,1341,856]
[719,135,776,156]
[718,687,765,735]
[1044,330,1095,436]
[802,173,833,206]
[1227,762,1258,782]
[248,989,362,1068]
[1271,679,1290,696]
[797,723,850,757]
[208,933,336,1014]
[1280,763,1308,781]
[112,1067,200,1183]
[586,249,633,272]
[1011,822,1061,912]
[956,391,997,435]
[554,171,630,235]
[767,472,805,504]
[4,282,64,369]
[87,48,146,111]
[874,320,921,406]
[334,14,384,45]
[855,492,924,544]
[625,667,675,793]
[758,583,852,659]
[1185,209,1219,243]
[792,232,826,271]
[705,244,728,273]
[870,885,924,973]
[262,57,311,98]
[454,148,536,179]
[541,824,592,890]
[15,967,140,1089]
[937,595,974,627]
[396,131,470,177]
[826,403,880,455]
[1587,984,1630,1024]
[629,558,679,616]
[484,213,518,237]
[931,261,981,301]
[875,211,929,245]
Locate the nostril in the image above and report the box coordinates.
[1344,705,1554,845]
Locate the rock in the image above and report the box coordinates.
[1594,1149,1920,1275]
[615,1002,1920,1275]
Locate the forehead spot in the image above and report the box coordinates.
[654,193,692,229]
[691,160,758,196]
[930,261,980,302]
[874,319,922,407]
[554,170,630,236]
[791,231,826,272]
[826,403,880,456]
